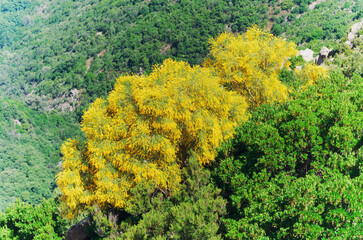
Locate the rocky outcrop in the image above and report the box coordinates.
[47,88,80,112]
[65,217,92,240]
[314,46,333,65]
[299,46,335,65]
[299,48,315,62]
[345,21,363,48]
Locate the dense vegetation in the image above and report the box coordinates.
[0,0,273,212]
[1,0,359,112]
[0,198,68,239]
[271,0,362,51]
[333,27,363,77]
[55,27,360,239]
[0,0,362,239]
[213,72,363,238]
[0,0,272,113]
[0,97,80,211]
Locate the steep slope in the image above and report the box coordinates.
[272,0,362,51]
[0,0,272,211]
[0,0,361,213]
[1,0,361,112]
[0,0,271,114]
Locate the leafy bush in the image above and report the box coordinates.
[213,73,363,238]
[0,199,69,240]
[88,157,226,239]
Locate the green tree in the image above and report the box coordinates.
[281,0,294,10]
[89,157,226,239]
[0,97,80,211]
[0,199,68,240]
[213,73,363,238]
[271,23,283,35]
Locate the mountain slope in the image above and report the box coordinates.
[0,0,361,212]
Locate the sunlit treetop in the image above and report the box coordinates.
[56,59,248,218]
[205,26,299,108]
[295,63,328,89]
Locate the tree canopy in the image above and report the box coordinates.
[0,0,362,238]
[57,59,248,217]
[213,72,363,238]
[205,26,298,108]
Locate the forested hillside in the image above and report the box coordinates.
[271,0,362,51]
[1,0,360,112]
[0,97,80,211]
[1,0,271,112]
[0,0,362,239]
[0,0,273,211]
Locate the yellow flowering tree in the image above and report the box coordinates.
[56,59,248,217]
[205,26,299,108]
[295,63,328,88]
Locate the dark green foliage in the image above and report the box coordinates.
[280,0,360,51]
[278,67,298,89]
[278,55,303,89]
[271,23,283,36]
[281,0,294,11]
[0,97,81,211]
[219,170,363,239]
[0,199,69,239]
[89,157,226,239]
[289,55,304,70]
[0,0,359,110]
[213,73,363,238]
[266,0,358,48]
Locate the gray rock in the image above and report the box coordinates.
[345,21,363,48]
[65,217,92,240]
[320,46,332,58]
[345,40,353,48]
[299,48,315,62]
[348,21,363,42]
[314,46,333,65]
